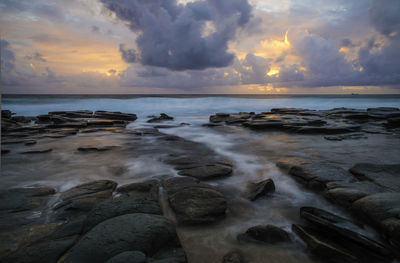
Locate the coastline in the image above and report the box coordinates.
[1,106,400,263]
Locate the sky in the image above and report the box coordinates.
[1,0,400,94]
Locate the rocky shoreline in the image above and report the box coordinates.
[1,108,400,263]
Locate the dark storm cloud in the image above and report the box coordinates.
[0,39,15,72]
[369,0,400,36]
[24,52,47,62]
[119,44,137,63]
[234,53,269,84]
[101,0,252,70]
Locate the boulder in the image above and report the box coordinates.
[292,224,359,263]
[83,197,161,232]
[52,180,117,220]
[177,163,232,180]
[245,179,275,201]
[300,207,393,259]
[163,178,227,224]
[117,180,159,201]
[238,225,290,244]
[63,213,180,263]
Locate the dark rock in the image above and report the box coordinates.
[1,149,10,154]
[165,181,227,224]
[324,181,385,207]
[289,164,351,191]
[210,114,230,123]
[0,235,77,263]
[117,180,159,201]
[271,108,308,114]
[387,117,400,127]
[367,108,400,119]
[1,110,12,119]
[202,123,224,127]
[154,125,181,129]
[238,225,290,244]
[292,224,359,263]
[177,163,232,180]
[77,146,119,152]
[245,179,275,201]
[24,140,37,145]
[105,251,146,263]
[296,125,360,134]
[46,122,87,129]
[11,116,29,123]
[52,180,117,220]
[244,120,284,130]
[223,250,245,263]
[49,110,93,118]
[352,193,400,225]
[63,213,179,263]
[147,113,174,123]
[87,119,126,127]
[83,197,161,233]
[94,111,137,121]
[21,149,52,154]
[300,207,393,259]
[162,176,201,196]
[349,163,400,191]
[36,114,52,123]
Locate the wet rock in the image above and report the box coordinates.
[24,140,37,145]
[296,125,360,134]
[238,225,290,244]
[21,148,52,154]
[177,163,232,180]
[49,110,93,118]
[202,123,224,127]
[210,113,230,123]
[52,180,117,220]
[147,113,174,123]
[223,250,245,263]
[83,197,161,233]
[105,251,146,263]
[77,145,119,152]
[87,119,126,127]
[324,181,385,207]
[352,193,400,225]
[1,110,12,119]
[367,107,400,119]
[288,164,351,191]
[245,179,275,201]
[300,207,392,259]
[117,180,159,201]
[349,163,400,191]
[11,116,29,123]
[94,110,137,121]
[163,178,227,224]
[324,133,368,141]
[63,213,180,263]
[292,224,358,263]
[244,120,284,130]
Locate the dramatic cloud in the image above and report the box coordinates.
[101,0,252,70]
[119,44,137,63]
[0,39,15,72]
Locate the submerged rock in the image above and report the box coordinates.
[177,163,232,180]
[63,213,179,263]
[238,225,290,244]
[163,177,227,224]
[245,178,275,201]
[21,148,52,154]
